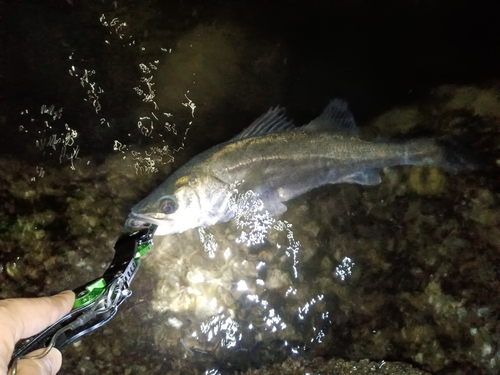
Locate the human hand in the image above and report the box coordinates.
[0,291,75,375]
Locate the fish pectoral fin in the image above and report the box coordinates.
[338,169,382,185]
[219,210,234,223]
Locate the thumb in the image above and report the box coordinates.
[15,348,63,375]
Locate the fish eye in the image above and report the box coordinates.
[159,196,178,215]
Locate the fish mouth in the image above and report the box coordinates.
[124,212,169,232]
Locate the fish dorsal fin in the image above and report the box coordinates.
[231,107,295,141]
[304,99,359,135]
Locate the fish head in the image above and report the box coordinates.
[125,171,233,235]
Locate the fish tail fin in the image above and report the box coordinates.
[405,138,479,172]
[437,137,481,172]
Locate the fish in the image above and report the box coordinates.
[125,99,472,235]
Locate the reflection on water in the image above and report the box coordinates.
[1,1,499,375]
[233,190,275,247]
[146,188,354,367]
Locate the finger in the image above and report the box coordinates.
[0,291,75,342]
[15,348,63,375]
[0,291,74,374]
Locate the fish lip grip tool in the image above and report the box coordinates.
[8,225,156,373]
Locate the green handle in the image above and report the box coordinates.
[73,278,107,308]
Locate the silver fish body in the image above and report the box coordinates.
[126,100,466,235]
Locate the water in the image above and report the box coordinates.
[1,1,499,374]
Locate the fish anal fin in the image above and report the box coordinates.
[338,170,381,185]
